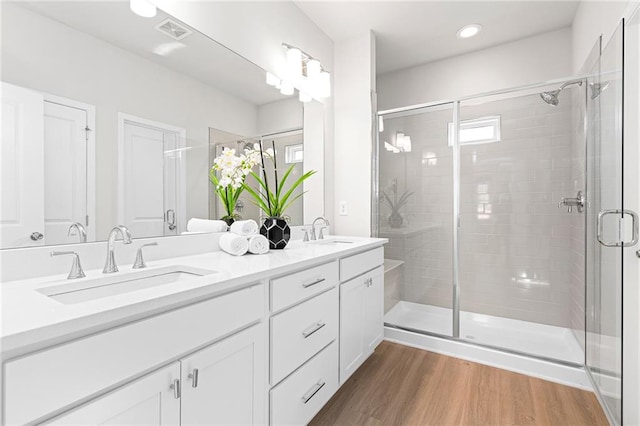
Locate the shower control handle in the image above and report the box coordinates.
[558,190,585,213]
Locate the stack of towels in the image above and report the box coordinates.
[219,220,270,256]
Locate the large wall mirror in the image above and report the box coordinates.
[0,1,324,249]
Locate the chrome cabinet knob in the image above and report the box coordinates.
[30,232,44,241]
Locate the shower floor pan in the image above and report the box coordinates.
[384,301,584,365]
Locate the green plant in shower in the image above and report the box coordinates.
[209,147,260,225]
[382,183,413,228]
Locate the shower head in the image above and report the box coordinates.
[539,79,583,106]
[539,90,560,106]
[589,81,611,100]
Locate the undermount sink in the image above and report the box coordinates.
[38,265,217,304]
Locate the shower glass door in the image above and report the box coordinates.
[378,103,455,337]
[457,84,585,364]
[586,22,624,425]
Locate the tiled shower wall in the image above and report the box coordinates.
[379,87,585,329]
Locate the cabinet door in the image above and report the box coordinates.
[364,266,384,354]
[46,363,180,426]
[339,275,365,384]
[180,323,265,426]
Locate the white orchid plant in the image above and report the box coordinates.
[209,148,260,222]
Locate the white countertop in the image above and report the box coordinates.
[1,237,386,357]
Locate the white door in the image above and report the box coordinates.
[46,363,181,426]
[339,275,365,384]
[364,266,384,354]
[0,82,44,248]
[120,115,184,238]
[43,101,88,245]
[180,323,265,426]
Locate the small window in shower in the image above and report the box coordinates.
[448,115,501,146]
[285,144,303,164]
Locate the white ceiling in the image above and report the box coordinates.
[294,0,581,74]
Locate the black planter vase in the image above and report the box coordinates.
[221,216,235,227]
[388,211,403,228]
[260,217,290,249]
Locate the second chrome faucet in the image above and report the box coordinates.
[103,225,132,273]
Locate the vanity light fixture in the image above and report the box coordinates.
[265,43,331,102]
[457,24,482,39]
[130,0,156,18]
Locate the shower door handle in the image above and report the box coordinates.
[597,209,639,247]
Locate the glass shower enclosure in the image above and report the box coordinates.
[376,12,638,425]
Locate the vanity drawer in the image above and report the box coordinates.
[270,261,338,312]
[340,247,384,282]
[270,341,338,426]
[271,287,338,385]
[3,284,264,426]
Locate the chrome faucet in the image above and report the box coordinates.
[310,217,330,240]
[103,225,132,273]
[51,251,86,279]
[67,222,87,243]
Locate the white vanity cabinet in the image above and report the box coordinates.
[1,239,388,426]
[3,284,265,425]
[46,324,265,426]
[339,248,384,384]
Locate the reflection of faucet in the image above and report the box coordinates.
[103,225,132,273]
[67,222,87,242]
[311,217,330,240]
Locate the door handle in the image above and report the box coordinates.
[597,209,639,247]
[166,209,176,231]
[30,232,44,241]
[170,379,181,399]
[188,368,199,388]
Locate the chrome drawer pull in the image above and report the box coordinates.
[188,368,199,388]
[302,277,325,288]
[302,381,326,404]
[302,322,326,338]
[170,379,181,399]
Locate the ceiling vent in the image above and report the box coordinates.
[154,18,192,41]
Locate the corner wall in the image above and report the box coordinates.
[333,32,376,236]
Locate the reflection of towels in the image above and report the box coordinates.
[187,218,228,233]
[219,233,249,256]
[248,234,270,254]
[230,220,258,237]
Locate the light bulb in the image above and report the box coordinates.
[286,48,303,81]
[299,91,312,102]
[318,71,331,98]
[266,72,280,87]
[280,81,294,96]
[306,59,321,80]
[130,0,156,17]
[457,24,482,39]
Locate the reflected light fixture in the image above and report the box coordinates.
[457,24,482,39]
[130,0,157,18]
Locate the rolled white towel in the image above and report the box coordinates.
[229,219,258,237]
[187,218,228,233]
[219,233,249,256]
[248,234,270,255]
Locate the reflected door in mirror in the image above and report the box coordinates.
[0,82,44,249]
[44,101,88,245]
[120,115,185,237]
